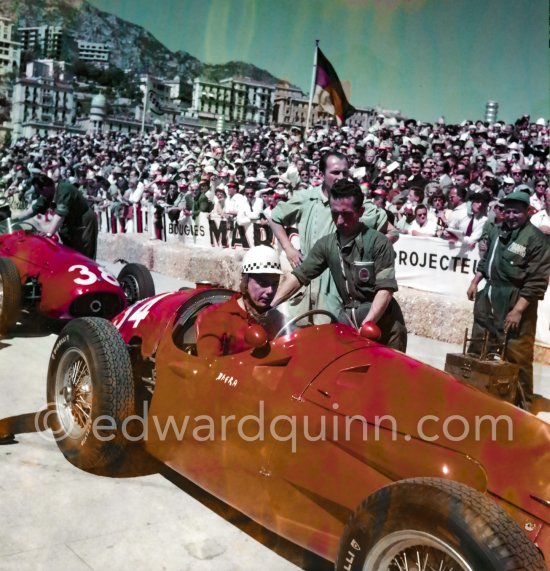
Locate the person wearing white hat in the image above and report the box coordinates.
[196,245,285,356]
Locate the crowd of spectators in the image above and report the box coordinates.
[0,113,548,246]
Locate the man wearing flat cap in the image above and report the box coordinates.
[467,191,550,407]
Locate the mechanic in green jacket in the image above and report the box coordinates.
[269,151,396,323]
[14,174,99,260]
[467,191,550,406]
[271,178,407,351]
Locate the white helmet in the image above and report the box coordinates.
[241,245,283,275]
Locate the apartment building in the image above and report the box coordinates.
[11,59,78,140]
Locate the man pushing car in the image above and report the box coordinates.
[271,178,407,351]
[13,173,99,260]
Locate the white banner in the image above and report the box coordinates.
[394,235,550,348]
[394,235,481,296]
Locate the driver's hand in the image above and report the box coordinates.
[284,246,303,268]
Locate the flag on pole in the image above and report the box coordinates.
[148,87,164,116]
[313,48,355,125]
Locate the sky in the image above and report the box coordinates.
[86,0,549,124]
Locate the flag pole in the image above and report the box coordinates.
[304,39,319,138]
[140,75,149,136]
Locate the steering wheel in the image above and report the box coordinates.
[274,309,338,338]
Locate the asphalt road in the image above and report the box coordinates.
[1,263,548,571]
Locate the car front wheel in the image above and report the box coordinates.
[117,263,155,306]
[46,317,135,471]
[336,477,546,571]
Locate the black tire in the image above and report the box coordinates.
[0,257,21,334]
[46,317,135,471]
[336,477,546,571]
[117,263,155,306]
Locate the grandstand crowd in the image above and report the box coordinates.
[0,113,548,244]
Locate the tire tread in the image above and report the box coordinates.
[47,317,135,471]
[337,477,546,571]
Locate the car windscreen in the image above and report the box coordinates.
[172,289,233,353]
[0,218,40,235]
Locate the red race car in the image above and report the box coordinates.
[45,287,549,570]
[0,219,155,333]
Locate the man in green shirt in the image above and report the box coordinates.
[272,179,407,351]
[14,174,99,260]
[269,151,394,322]
[467,191,550,406]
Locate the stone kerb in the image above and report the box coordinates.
[98,232,243,290]
[98,233,549,365]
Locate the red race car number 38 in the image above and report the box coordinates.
[68,264,119,286]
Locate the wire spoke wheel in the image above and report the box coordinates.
[117,263,155,306]
[47,317,135,471]
[120,274,140,306]
[336,478,547,571]
[364,530,472,571]
[55,348,93,439]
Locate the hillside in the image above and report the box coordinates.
[0,0,286,86]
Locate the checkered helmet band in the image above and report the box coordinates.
[241,245,283,274]
[242,260,281,273]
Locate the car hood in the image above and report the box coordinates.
[305,345,550,524]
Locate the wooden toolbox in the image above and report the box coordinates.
[444,329,520,404]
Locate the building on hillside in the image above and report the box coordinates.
[191,76,281,128]
[85,92,156,136]
[10,59,79,141]
[272,83,307,126]
[76,40,110,67]
[0,17,21,83]
[138,74,181,125]
[190,75,374,130]
[18,25,64,60]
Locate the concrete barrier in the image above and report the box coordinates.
[98,233,549,365]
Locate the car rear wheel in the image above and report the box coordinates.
[47,317,135,471]
[117,263,155,306]
[336,477,546,571]
[0,257,21,334]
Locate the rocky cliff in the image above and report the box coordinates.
[1,0,284,85]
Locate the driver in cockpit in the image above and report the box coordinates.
[196,245,286,357]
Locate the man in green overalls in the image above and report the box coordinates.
[268,151,393,323]
[14,174,98,260]
[271,178,407,351]
[467,191,550,405]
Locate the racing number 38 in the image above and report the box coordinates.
[68,264,119,287]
